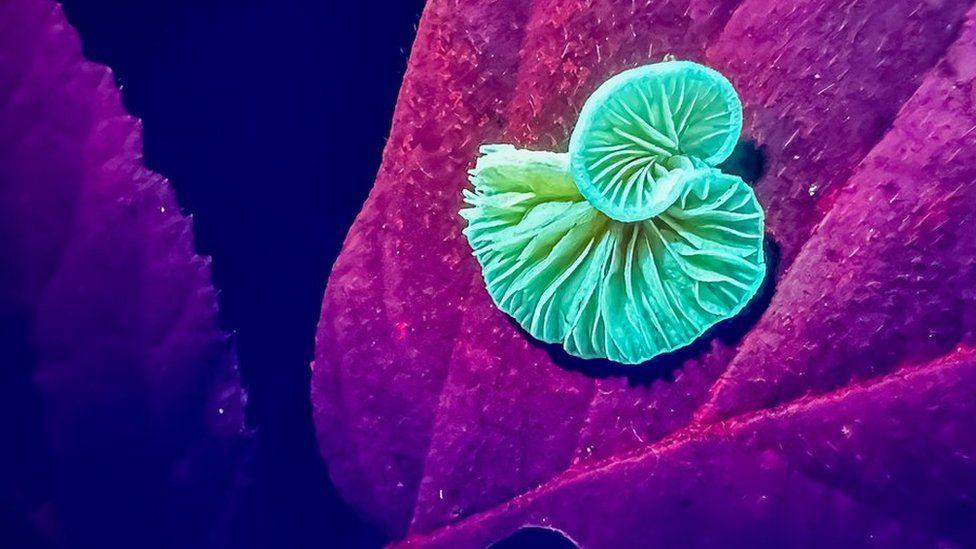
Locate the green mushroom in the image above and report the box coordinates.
[570,61,742,222]
[461,61,765,365]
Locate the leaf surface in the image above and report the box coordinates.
[312,0,976,543]
[0,1,246,546]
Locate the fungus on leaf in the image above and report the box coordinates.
[313,0,976,544]
[461,61,764,364]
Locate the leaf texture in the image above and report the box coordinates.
[0,1,247,546]
[312,0,976,544]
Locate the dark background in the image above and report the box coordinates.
[57,1,425,547]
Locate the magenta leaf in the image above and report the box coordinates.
[403,348,976,547]
[1,0,246,546]
[313,0,976,545]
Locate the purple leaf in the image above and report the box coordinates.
[0,0,247,546]
[313,0,976,545]
[402,348,976,547]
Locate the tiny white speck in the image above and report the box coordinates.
[160,207,166,213]
[218,407,225,415]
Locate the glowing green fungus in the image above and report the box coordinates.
[461,61,765,365]
[570,61,742,222]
